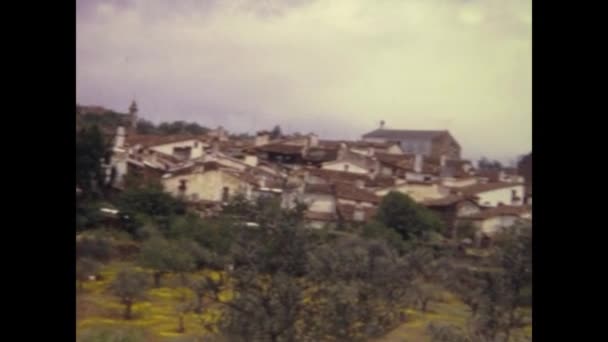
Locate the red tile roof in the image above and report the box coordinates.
[304,183,334,195]
[334,182,380,204]
[255,143,304,154]
[126,134,207,148]
[304,211,337,222]
[304,168,395,188]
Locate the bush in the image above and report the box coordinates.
[375,191,444,240]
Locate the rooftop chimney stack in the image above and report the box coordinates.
[114,126,126,149]
[128,100,138,130]
[414,154,423,173]
[254,131,270,147]
[380,120,385,129]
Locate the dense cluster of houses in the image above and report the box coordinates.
[94,102,532,247]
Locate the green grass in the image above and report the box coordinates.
[374,291,531,342]
[78,262,530,342]
[77,262,226,341]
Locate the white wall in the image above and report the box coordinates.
[456,202,481,217]
[150,139,206,159]
[442,177,478,188]
[162,170,247,202]
[376,183,447,202]
[302,193,336,213]
[405,172,438,182]
[478,216,518,236]
[475,185,525,207]
[322,161,368,174]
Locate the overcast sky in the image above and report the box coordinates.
[77,0,531,164]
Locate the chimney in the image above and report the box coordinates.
[414,154,423,173]
[259,175,267,189]
[217,126,228,142]
[212,140,220,157]
[244,154,258,167]
[114,126,126,148]
[380,120,385,129]
[337,143,348,160]
[254,131,270,146]
[308,133,318,147]
[353,202,365,222]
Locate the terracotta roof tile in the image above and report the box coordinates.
[255,143,304,154]
[126,134,206,148]
[304,211,337,222]
[334,182,380,204]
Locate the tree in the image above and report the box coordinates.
[109,268,148,320]
[270,125,282,139]
[135,119,157,134]
[375,191,443,240]
[138,237,196,287]
[76,236,112,262]
[478,157,503,171]
[116,184,185,235]
[76,125,109,194]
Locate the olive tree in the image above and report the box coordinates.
[109,268,149,320]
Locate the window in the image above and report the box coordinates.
[179,179,187,192]
[222,187,230,202]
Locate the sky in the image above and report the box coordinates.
[77,0,531,165]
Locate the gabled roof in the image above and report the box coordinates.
[304,168,395,188]
[421,194,478,207]
[362,129,448,141]
[304,211,337,222]
[334,182,380,204]
[254,143,304,155]
[126,134,207,148]
[304,183,334,195]
[303,147,339,163]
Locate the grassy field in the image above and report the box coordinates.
[374,291,532,342]
[77,262,531,341]
[76,262,227,341]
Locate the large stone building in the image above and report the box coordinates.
[362,122,461,159]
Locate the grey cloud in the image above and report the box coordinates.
[77,0,531,163]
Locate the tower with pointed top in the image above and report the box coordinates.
[128,100,138,130]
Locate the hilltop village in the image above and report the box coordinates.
[78,101,531,248]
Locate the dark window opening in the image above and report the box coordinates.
[222,187,230,202]
[179,179,187,192]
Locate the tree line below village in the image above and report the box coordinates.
[77,180,531,342]
[76,123,531,341]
